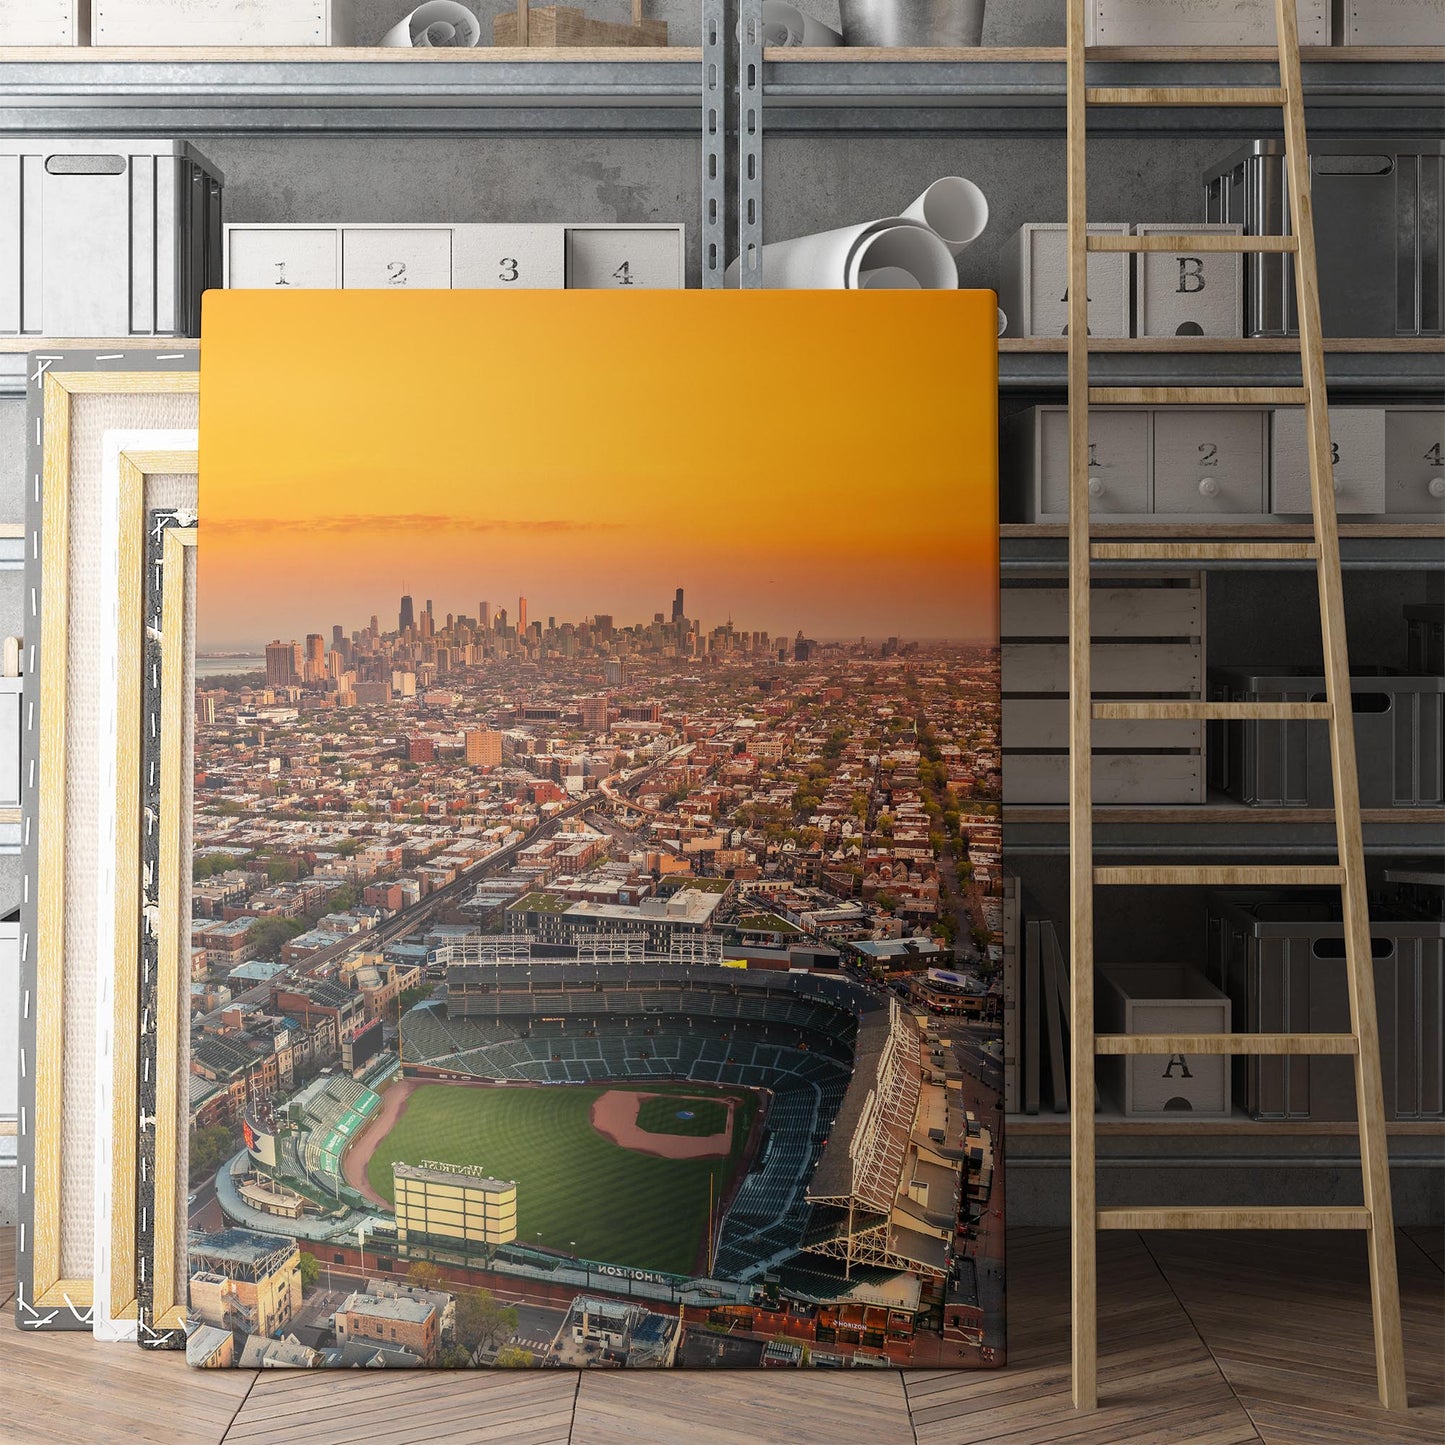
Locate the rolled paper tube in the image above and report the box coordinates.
[725,217,957,290]
[998,306,1008,336]
[382,1,482,46]
[858,266,922,289]
[761,1,844,45]
[901,176,989,255]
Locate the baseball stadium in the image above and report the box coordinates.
[270,939,980,1345]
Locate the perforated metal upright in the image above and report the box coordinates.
[701,0,762,289]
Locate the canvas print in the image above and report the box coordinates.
[187,289,1003,1370]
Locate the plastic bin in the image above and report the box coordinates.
[0,139,223,338]
[1208,665,1444,807]
[1204,139,1444,338]
[1207,891,1444,1121]
[1405,604,1445,676]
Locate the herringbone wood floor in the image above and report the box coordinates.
[2,1226,1440,1445]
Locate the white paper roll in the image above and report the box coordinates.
[761,1,844,45]
[901,176,989,255]
[997,306,1008,336]
[382,1,482,47]
[725,217,957,290]
[859,266,922,289]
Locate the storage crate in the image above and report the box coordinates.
[1207,891,1444,1120]
[1088,0,1328,44]
[1098,965,1232,1118]
[1405,603,1444,676]
[0,0,86,43]
[1208,664,1444,807]
[996,223,1130,339]
[1134,223,1243,339]
[1332,0,1445,43]
[0,139,223,338]
[1204,139,1444,338]
[93,0,355,44]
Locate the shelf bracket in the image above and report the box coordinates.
[701,0,726,289]
[736,0,763,289]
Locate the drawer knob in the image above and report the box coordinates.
[1197,477,1219,498]
[1087,475,1105,498]
[1429,476,1445,500]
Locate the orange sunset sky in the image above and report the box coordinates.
[198,289,999,650]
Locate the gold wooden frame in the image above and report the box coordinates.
[27,370,198,1315]
[152,523,197,1333]
[103,451,198,1327]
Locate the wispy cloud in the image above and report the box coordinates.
[204,514,619,537]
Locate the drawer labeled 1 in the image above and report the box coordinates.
[565,226,684,289]
[1384,408,1445,514]
[227,227,339,289]
[342,228,452,289]
[1152,408,1266,515]
[1038,408,1149,517]
[453,225,565,290]
[1271,407,1386,515]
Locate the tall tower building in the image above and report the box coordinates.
[399,594,415,634]
[305,633,325,681]
[265,640,299,688]
[517,596,528,636]
[672,587,685,622]
[480,600,491,630]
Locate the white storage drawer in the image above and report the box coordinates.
[227,227,339,290]
[1001,585,1201,640]
[0,0,85,43]
[0,675,18,809]
[342,228,452,290]
[1002,642,1203,695]
[565,225,685,289]
[1384,408,1445,515]
[0,139,223,338]
[453,225,565,290]
[93,0,355,44]
[1271,407,1387,515]
[1134,223,1243,339]
[1332,0,1444,43]
[997,223,1131,339]
[1003,753,1204,805]
[1152,408,1267,516]
[1098,965,1232,1118]
[1088,0,1328,44]
[1006,407,1149,522]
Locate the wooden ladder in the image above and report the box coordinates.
[1065,0,1408,1412]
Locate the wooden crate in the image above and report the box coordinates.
[493,0,667,45]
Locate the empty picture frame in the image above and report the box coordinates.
[93,439,198,1342]
[16,351,198,1331]
[137,512,196,1350]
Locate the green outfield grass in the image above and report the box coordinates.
[634,1094,730,1138]
[364,1083,755,1276]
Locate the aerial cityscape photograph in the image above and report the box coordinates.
[184,575,1005,1371]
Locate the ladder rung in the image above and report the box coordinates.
[1097,1207,1370,1231]
[1086,86,1287,107]
[1095,1033,1358,1057]
[1088,387,1309,405]
[1091,541,1321,562]
[1094,866,1345,886]
[1093,701,1331,721]
[1087,234,1297,253]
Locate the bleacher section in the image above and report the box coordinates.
[294,1071,387,1198]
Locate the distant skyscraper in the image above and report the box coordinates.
[672,587,684,622]
[399,594,415,633]
[332,624,344,650]
[480,600,491,630]
[518,596,528,635]
[265,639,299,688]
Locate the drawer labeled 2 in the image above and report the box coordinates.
[1037,408,1149,517]
[453,225,565,290]
[1271,407,1386,515]
[1152,408,1266,515]
[1384,408,1445,514]
[565,226,684,289]
[342,228,452,289]
[227,227,339,289]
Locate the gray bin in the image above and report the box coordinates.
[1406,603,1444,676]
[1208,665,1444,808]
[0,138,223,338]
[1203,139,1443,338]
[1207,891,1444,1121]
